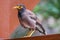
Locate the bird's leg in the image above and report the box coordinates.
[24,29,35,37]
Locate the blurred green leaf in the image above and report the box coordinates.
[33,0,60,19]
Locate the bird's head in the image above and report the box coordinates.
[13,4,26,10]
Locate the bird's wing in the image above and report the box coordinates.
[26,9,37,20]
[20,10,37,29]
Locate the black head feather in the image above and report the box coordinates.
[17,4,26,11]
[17,4,26,9]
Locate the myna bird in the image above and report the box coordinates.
[14,4,46,37]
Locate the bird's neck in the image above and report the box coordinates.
[18,8,25,18]
[18,8,25,13]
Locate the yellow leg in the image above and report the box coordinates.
[24,29,35,37]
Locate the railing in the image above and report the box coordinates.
[6,34,60,40]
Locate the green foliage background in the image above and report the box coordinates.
[33,0,60,19]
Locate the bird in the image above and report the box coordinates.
[13,4,46,37]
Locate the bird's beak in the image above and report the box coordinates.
[13,6,20,9]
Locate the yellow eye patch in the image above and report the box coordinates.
[20,6,23,8]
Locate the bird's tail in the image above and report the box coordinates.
[36,20,46,35]
[36,27,46,35]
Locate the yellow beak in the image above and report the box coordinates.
[13,6,20,9]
